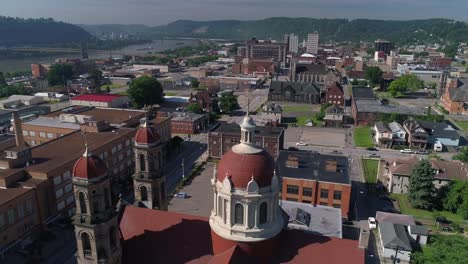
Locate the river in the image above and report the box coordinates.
[0,38,200,73]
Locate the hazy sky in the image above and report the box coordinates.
[1,0,467,25]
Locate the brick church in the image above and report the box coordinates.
[71,115,364,263]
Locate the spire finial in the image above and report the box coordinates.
[82,129,89,157]
[143,105,148,127]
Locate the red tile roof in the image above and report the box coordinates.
[119,206,365,264]
[72,154,108,179]
[72,94,123,102]
[134,126,160,145]
[217,149,275,188]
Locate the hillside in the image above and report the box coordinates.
[79,24,151,37]
[0,16,92,46]
[147,17,468,44]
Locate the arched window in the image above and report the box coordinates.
[109,226,116,249]
[139,154,146,172]
[140,186,148,201]
[160,182,166,201]
[259,202,268,224]
[78,192,87,214]
[235,203,244,225]
[81,233,92,257]
[217,196,222,217]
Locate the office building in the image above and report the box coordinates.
[306,32,319,54]
[285,34,299,53]
[374,39,392,55]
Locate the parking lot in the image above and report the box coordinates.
[168,162,214,217]
[284,127,347,147]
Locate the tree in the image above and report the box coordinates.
[219,93,238,114]
[89,69,103,89]
[412,235,468,264]
[388,74,423,97]
[47,64,73,86]
[191,79,200,89]
[170,136,184,153]
[408,159,435,210]
[365,66,383,86]
[443,180,468,219]
[453,147,468,162]
[186,103,203,113]
[0,72,6,86]
[128,76,163,108]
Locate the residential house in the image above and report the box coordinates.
[402,119,428,149]
[382,157,468,194]
[388,121,407,146]
[441,78,468,115]
[269,81,321,104]
[261,103,283,123]
[324,105,344,127]
[374,122,393,147]
[188,90,218,113]
[376,212,428,262]
[419,121,462,149]
[325,82,345,106]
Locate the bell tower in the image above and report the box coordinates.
[72,144,121,264]
[133,120,167,210]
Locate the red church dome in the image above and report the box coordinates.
[73,154,108,179]
[135,125,160,145]
[217,149,275,188]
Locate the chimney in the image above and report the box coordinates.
[12,112,25,148]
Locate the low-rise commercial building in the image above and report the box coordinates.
[171,112,209,134]
[208,121,284,159]
[71,94,130,108]
[441,78,468,115]
[278,150,351,218]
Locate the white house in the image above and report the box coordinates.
[388,121,407,145]
[374,121,392,146]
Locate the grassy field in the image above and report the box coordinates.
[454,120,468,132]
[101,84,125,90]
[116,91,129,96]
[391,193,467,227]
[165,92,177,96]
[362,159,378,184]
[354,126,374,148]
[282,105,312,113]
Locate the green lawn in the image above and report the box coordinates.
[354,126,374,148]
[282,105,312,113]
[291,115,323,127]
[454,120,468,132]
[391,193,467,227]
[165,92,177,96]
[101,84,125,90]
[115,91,129,96]
[362,159,378,184]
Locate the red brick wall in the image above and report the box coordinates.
[281,178,351,218]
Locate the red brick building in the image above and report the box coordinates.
[441,78,468,115]
[31,64,49,78]
[277,150,352,218]
[171,113,209,134]
[427,56,452,70]
[208,122,284,159]
[325,82,345,106]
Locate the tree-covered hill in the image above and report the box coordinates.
[147,17,468,44]
[0,16,92,46]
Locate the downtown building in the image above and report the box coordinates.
[70,113,364,263]
[306,32,319,54]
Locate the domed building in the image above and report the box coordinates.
[72,114,364,264]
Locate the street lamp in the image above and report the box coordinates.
[182,158,185,180]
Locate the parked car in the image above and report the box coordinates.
[441,226,454,232]
[174,192,188,199]
[368,217,377,229]
[367,147,379,151]
[296,142,308,146]
[416,150,429,155]
[400,149,413,154]
[331,150,343,154]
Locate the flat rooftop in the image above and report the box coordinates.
[172,113,207,122]
[277,150,350,185]
[210,122,284,137]
[43,107,145,127]
[24,128,134,174]
[355,99,413,115]
[281,200,342,238]
[24,117,81,130]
